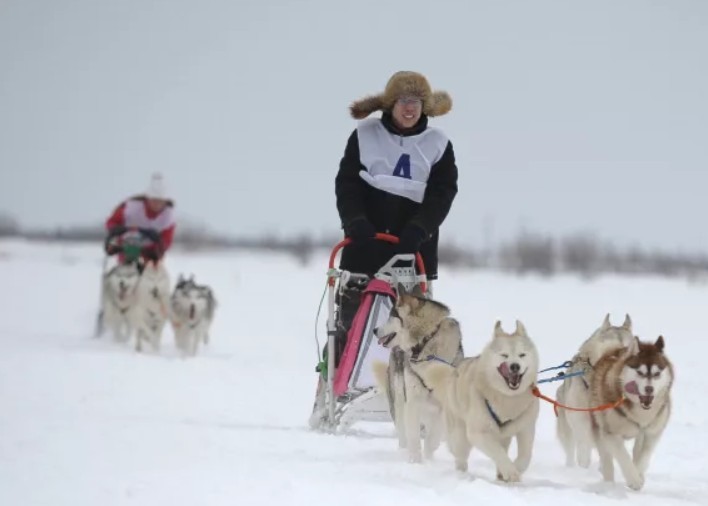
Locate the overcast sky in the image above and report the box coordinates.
[1,0,706,253]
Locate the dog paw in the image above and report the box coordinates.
[496,466,521,483]
[408,452,423,464]
[626,474,644,491]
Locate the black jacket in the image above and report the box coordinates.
[335,113,458,279]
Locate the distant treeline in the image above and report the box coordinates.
[1,212,706,283]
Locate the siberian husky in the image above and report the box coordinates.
[131,261,170,353]
[99,261,141,341]
[413,320,540,482]
[372,283,464,463]
[170,274,217,356]
[555,313,635,468]
[589,335,674,491]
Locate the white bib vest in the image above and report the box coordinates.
[123,199,175,231]
[357,118,449,203]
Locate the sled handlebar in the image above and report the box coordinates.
[328,233,427,293]
[104,226,163,256]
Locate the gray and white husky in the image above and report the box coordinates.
[99,261,141,341]
[413,320,540,482]
[170,274,217,356]
[372,283,464,463]
[555,313,635,468]
[130,261,171,353]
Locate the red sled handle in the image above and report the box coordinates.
[328,233,427,293]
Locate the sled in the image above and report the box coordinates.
[308,233,428,433]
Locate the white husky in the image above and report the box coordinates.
[413,320,540,482]
[169,274,217,356]
[555,313,634,468]
[99,261,141,341]
[131,261,171,353]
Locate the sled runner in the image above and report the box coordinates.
[309,233,428,433]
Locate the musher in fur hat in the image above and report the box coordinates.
[332,71,459,358]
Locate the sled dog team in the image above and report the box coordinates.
[372,284,674,491]
[99,262,217,357]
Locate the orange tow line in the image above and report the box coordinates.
[531,385,626,417]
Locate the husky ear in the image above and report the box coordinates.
[409,283,424,298]
[396,282,408,297]
[628,336,640,355]
[601,313,611,330]
[655,335,665,352]
[515,320,528,337]
[494,320,505,338]
[623,314,632,330]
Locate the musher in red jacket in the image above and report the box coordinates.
[104,172,176,263]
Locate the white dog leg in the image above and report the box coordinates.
[468,429,520,482]
[602,433,644,490]
[404,397,423,463]
[514,423,536,474]
[392,379,407,450]
[567,410,594,468]
[633,431,659,480]
[423,410,443,460]
[446,414,471,472]
[556,410,576,467]
[595,435,615,483]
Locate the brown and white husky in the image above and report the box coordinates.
[588,335,674,490]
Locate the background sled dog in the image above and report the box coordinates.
[99,261,141,341]
[373,283,463,463]
[170,274,217,356]
[556,313,635,468]
[131,262,170,352]
[589,335,673,491]
[414,320,539,482]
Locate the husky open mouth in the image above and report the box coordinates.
[498,363,524,390]
[378,332,396,347]
[639,395,654,409]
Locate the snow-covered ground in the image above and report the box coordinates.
[1,239,706,505]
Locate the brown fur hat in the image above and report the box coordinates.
[349,71,452,120]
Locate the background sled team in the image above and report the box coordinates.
[96,172,217,356]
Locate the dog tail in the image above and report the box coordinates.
[372,360,388,395]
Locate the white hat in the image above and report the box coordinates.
[145,172,169,200]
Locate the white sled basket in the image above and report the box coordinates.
[309,234,428,433]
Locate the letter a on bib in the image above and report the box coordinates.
[392,154,411,179]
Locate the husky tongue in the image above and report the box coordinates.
[378,333,395,346]
[499,362,510,377]
[624,381,639,395]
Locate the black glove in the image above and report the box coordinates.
[142,247,160,262]
[139,228,161,243]
[397,223,427,255]
[108,225,127,238]
[344,217,376,242]
[105,243,120,256]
